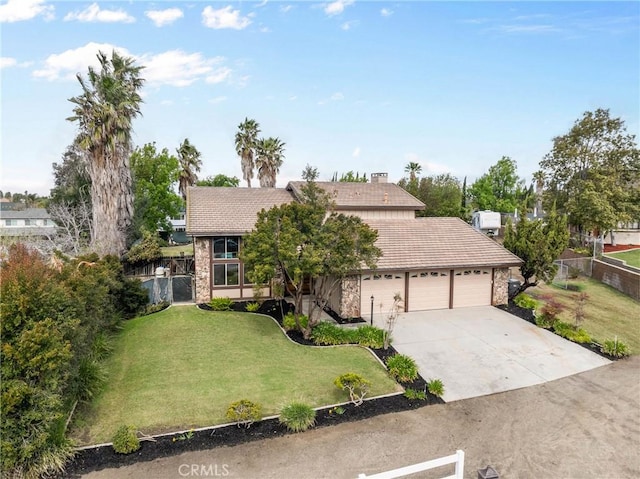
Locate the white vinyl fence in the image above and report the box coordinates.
[357,450,465,479]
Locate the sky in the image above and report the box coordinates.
[1,0,639,196]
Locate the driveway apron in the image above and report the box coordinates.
[381,306,610,402]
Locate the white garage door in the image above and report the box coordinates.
[452,268,493,307]
[408,270,450,311]
[361,272,405,316]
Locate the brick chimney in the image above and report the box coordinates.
[371,172,388,184]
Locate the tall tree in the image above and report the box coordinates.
[503,206,569,298]
[255,137,286,187]
[331,171,368,182]
[130,143,183,237]
[176,138,202,201]
[196,174,240,187]
[404,162,422,183]
[235,118,260,187]
[241,181,380,339]
[468,156,525,213]
[67,50,144,256]
[538,108,640,237]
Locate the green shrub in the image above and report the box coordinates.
[513,293,538,310]
[385,354,419,383]
[535,314,554,329]
[209,297,234,311]
[246,302,260,313]
[112,425,140,454]
[353,325,385,348]
[311,322,385,347]
[279,402,316,432]
[334,373,371,406]
[143,301,169,315]
[226,399,262,428]
[125,231,162,264]
[311,321,348,345]
[427,379,444,398]
[404,388,427,400]
[601,338,630,358]
[283,312,309,332]
[328,405,345,415]
[554,321,591,344]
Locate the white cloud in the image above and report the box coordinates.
[64,3,134,23]
[404,153,451,175]
[209,96,227,104]
[32,43,233,88]
[145,8,183,27]
[160,99,174,106]
[0,0,54,23]
[256,0,268,7]
[32,42,132,81]
[352,147,361,158]
[380,8,393,17]
[202,5,251,30]
[0,57,17,69]
[324,0,354,16]
[341,20,357,31]
[141,50,229,87]
[280,5,293,13]
[330,92,344,101]
[289,95,297,101]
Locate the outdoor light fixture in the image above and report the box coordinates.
[370,295,374,326]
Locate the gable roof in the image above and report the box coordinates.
[286,181,425,211]
[186,187,294,236]
[0,208,52,219]
[365,217,522,270]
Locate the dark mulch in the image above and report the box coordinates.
[64,300,441,477]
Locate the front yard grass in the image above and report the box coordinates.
[605,249,640,268]
[71,307,400,445]
[160,244,194,257]
[528,277,640,353]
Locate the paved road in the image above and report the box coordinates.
[81,356,640,479]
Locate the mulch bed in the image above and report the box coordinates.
[603,244,640,253]
[64,300,441,477]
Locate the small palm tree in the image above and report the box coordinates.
[235,118,261,187]
[176,138,202,201]
[255,137,286,188]
[404,162,422,182]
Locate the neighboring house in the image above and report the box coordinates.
[0,207,57,237]
[604,220,640,245]
[186,176,522,317]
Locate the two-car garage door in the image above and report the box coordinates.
[360,268,493,315]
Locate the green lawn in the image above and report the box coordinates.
[160,244,194,257]
[527,277,640,353]
[71,307,400,445]
[605,249,640,268]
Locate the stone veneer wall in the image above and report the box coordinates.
[492,267,509,305]
[339,275,361,319]
[194,237,211,303]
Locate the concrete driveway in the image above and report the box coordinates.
[377,306,610,402]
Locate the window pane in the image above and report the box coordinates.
[227,264,239,285]
[226,237,239,258]
[213,238,226,259]
[213,264,226,286]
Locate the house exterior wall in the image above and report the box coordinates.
[492,267,509,305]
[339,275,360,319]
[338,210,414,220]
[194,237,211,303]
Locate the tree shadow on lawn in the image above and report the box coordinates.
[64,300,443,477]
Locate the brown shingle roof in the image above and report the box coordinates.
[287,181,425,211]
[186,187,294,236]
[365,217,522,270]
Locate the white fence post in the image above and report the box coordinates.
[357,449,465,479]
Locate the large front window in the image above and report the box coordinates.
[214,263,239,286]
[213,236,239,259]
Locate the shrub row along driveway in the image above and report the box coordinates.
[383,306,610,401]
[80,355,640,479]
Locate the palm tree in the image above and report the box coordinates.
[235,118,260,187]
[255,137,286,187]
[67,50,144,256]
[176,138,203,201]
[404,162,422,182]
